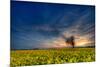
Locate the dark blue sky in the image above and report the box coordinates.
[11,1,95,49]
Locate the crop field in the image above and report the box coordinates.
[10,48,95,67]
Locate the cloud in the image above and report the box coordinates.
[58,9,95,47]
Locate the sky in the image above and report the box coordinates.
[11,1,95,49]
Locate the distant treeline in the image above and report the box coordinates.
[11,45,95,50]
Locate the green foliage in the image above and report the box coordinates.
[10,48,95,67]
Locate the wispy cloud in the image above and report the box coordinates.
[11,1,95,49]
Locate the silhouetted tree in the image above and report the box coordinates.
[62,35,75,48]
[67,36,75,48]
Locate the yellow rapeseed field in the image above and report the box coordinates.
[10,48,95,67]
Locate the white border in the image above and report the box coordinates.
[0,0,10,67]
[16,0,95,5]
[0,0,99,67]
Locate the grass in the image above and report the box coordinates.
[10,48,95,67]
